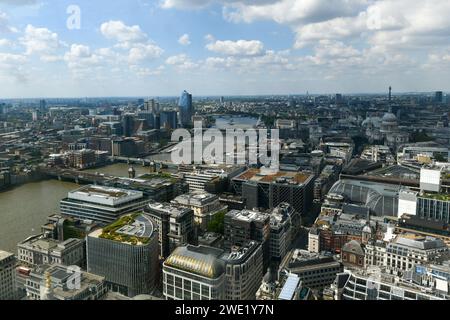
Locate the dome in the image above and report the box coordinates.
[165,246,225,279]
[342,240,364,256]
[382,113,397,122]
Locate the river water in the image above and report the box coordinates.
[0,163,156,253]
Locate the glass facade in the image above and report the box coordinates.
[178,90,193,127]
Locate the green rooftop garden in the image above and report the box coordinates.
[99,213,150,245]
[422,193,450,201]
[138,172,178,184]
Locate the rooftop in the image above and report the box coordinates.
[0,250,14,260]
[164,245,225,279]
[172,191,218,206]
[146,202,192,217]
[94,213,156,245]
[227,209,269,223]
[68,185,143,206]
[234,168,312,185]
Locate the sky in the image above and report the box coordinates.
[0,0,449,98]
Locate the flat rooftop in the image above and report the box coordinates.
[173,191,218,205]
[0,250,14,260]
[227,209,269,223]
[234,168,312,184]
[147,202,192,217]
[68,185,143,206]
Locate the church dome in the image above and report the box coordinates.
[382,113,397,122]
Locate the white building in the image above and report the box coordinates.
[17,235,85,268]
[60,185,151,224]
[171,191,227,231]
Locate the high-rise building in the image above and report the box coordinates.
[86,214,159,297]
[0,251,16,300]
[144,202,195,258]
[178,90,193,127]
[222,241,263,300]
[435,91,444,104]
[39,99,47,112]
[122,114,135,137]
[162,242,265,300]
[60,185,151,224]
[232,168,315,217]
[269,203,296,262]
[224,209,270,270]
[163,245,225,300]
[160,111,178,130]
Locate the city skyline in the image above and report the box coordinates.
[1,0,450,98]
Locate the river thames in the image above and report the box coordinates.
[0,163,150,253]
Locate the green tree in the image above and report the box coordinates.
[207,210,226,234]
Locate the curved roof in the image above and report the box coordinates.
[382,112,397,122]
[342,240,364,256]
[329,179,399,216]
[165,246,225,279]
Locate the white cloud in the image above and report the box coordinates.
[20,25,62,61]
[128,43,164,64]
[64,44,105,78]
[0,38,12,47]
[204,34,215,42]
[166,54,198,70]
[206,39,264,56]
[100,20,147,43]
[178,33,191,46]
[0,52,28,82]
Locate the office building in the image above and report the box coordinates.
[182,171,220,192]
[178,90,193,127]
[17,235,85,268]
[280,249,343,290]
[122,114,135,137]
[221,241,263,300]
[337,265,450,300]
[60,185,151,224]
[232,168,315,217]
[25,264,107,300]
[269,203,296,261]
[171,191,227,231]
[0,251,16,300]
[435,91,444,104]
[163,245,225,300]
[224,209,270,270]
[86,214,159,297]
[160,111,178,130]
[386,235,448,276]
[144,202,194,258]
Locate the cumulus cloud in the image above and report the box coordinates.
[128,43,164,64]
[166,54,198,70]
[178,33,191,46]
[206,39,264,56]
[20,25,62,61]
[100,20,147,43]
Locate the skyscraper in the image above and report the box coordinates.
[435,91,444,104]
[122,114,135,137]
[178,90,193,127]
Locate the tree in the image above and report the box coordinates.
[207,210,226,234]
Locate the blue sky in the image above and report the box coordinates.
[0,0,450,98]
